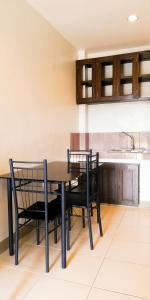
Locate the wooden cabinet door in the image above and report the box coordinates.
[100,164,117,204]
[95,56,117,102]
[95,53,139,103]
[115,53,140,101]
[117,164,139,206]
[100,163,139,206]
[76,59,96,104]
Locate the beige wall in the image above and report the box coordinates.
[0,0,78,241]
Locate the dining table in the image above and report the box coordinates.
[0,161,78,269]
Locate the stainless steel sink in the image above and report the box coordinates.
[110,148,145,153]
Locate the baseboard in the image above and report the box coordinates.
[0,224,34,255]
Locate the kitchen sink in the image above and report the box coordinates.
[110,148,145,153]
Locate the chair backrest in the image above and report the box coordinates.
[9,159,64,219]
[67,149,92,165]
[67,152,99,207]
[9,159,48,217]
[67,149,92,174]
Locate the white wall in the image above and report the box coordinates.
[0,0,78,241]
[87,102,150,132]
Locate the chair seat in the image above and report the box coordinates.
[66,186,89,207]
[19,199,61,221]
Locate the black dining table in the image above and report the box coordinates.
[0,161,78,269]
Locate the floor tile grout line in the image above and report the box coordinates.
[87,206,150,300]
[102,207,127,258]
[85,254,106,300]
[85,208,126,299]
[103,256,150,270]
[4,205,150,300]
[45,274,91,288]
[2,205,123,298]
[94,286,149,300]
[19,274,44,300]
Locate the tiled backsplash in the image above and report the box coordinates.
[70,132,150,158]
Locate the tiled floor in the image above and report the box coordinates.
[1,204,150,299]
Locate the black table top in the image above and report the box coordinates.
[0,161,78,182]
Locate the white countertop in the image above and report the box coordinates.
[99,152,150,164]
[99,158,150,164]
[99,158,140,164]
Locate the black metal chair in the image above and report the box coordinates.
[67,149,93,227]
[66,152,103,250]
[9,159,69,273]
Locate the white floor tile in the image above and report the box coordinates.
[94,258,150,299]
[114,222,150,243]
[1,205,150,300]
[23,276,90,300]
[106,240,150,266]
[87,288,144,300]
[0,264,39,300]
[48,254,103,286]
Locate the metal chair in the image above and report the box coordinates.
[67,149,92,227]
[66,152,103,250]
[9,159,69,272]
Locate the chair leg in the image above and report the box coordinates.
[82,208,85,228]
[54,219,57,244]
[45,221,49,273]
[66,210,70,251]
[91,204,93,216]
[97,204,103,236]
[36,220,40,245]
[87,208,93,250]
[15,218,19,265]
[68,208,71,231]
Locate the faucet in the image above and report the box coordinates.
[121,132,135,150]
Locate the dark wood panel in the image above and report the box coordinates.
[100,164,116,204]
[76,50,150,104]
[117,164,139,206]
[100,163,139,206]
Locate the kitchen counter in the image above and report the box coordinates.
[99,158,140,164]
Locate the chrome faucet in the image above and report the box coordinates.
[121,132,135,150]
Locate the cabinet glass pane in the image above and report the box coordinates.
[103,85,113,97]
[82,65,92,81]
[140,82,150,97]
[140,61,150,75]
[82,85,92,98]
[122,62,133,77]
[103,65,113,78]
[121,83,132,95]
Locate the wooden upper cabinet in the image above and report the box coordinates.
[76,50,150,104]
[76,59,96,104]
[95,52,139,102]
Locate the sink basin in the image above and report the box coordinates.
[130,148,144,153]
[110,148,145,153]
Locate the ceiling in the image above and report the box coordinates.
[27,0,150,53]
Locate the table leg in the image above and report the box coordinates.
[61,182,66,268]
[7,178,14,255]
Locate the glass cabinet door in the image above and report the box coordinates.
[115,52,139,100]
[95,56,116,102]
[76,59,96,104]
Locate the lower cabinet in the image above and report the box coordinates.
[100,163,139,206]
